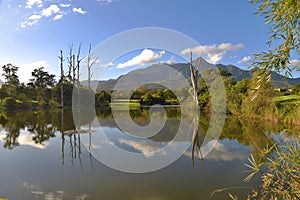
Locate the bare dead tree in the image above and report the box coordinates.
[72,55,76,85]
[76,43,83,87]
[189,51,204,166]
[59,49,65,166]
[67,44,73,82]
[87,44,99,90]
[58,50,65,107]
[88,123,94,170]
[190,51,199,104]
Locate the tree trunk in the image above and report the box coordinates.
[190,51,198,105]
[59,50,64,107]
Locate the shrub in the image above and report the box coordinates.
[1,97,22,109]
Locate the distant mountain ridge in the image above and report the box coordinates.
[216,63,300,86]
[83,57,300,92]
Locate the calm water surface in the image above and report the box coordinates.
[0,108,298,200]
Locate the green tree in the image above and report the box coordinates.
[29,67,56,88]
[141,93,154,106]
[0,87,8,99]
[131,86,147,99]
[150,89,165,105]
[1,64,20,98]
[232,78,250,95]
[27,67,56,106]
[51,82,74,107]
[292,83,300,94]
[219,69,236,89]
[227,79,250,114]
[2,63,19,86]
[242,70,276,117]
[95,90,111,106]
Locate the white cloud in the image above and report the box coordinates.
[60,3,71,8]
[72,7,87,15]
[181,43,244,64]
[288,59,300,67]
[237,56,251,64]
[20,19,40,28]
[20,14,42,28]
[18,60,50,83]
[97,0,113,4]
[204,141,246,161]
[41,5,60,17]
[118,139,166,157]
[0,132,48,149]
[117,49,165,69]
[184,140,246,161]
[28,14,41,20]
[53,14,64,20]
[26,0,43,8]
[100,62,114,68]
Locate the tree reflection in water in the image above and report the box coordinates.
[0,107,297,166]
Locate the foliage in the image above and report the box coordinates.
[251,0,300,75]
[0,97,23,109]
[244,136,300,199]
[175,87,188,101]
[29,67,56,88]
[273,95,300,104]
[131,86,147,99]
[140,89,178,106]
[231,79,250,95]
[51,82,74,107]
[2,64,19,86]
[198,92,210,110]
[241,70,276,116]
[293,84,300,94]
[163,89,176,100]
[95,90,111,106]
[141,93,155,106]
[0,88,8,99]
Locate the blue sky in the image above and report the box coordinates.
[0,0,299,82]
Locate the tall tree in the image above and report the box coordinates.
[67,44,73,82]
[190,52,199,104]
[87,44,99,90]
[29,67,56,88]
[2,63,19,86]
[58,50,65,107]
[76,43,83,87]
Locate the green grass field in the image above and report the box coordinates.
[110,99,140,110]
[273,95,300,104]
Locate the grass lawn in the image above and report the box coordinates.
[110,99,140,110]
[273,95,300,104]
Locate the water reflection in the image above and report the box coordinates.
[0,107,299,199]
[23,182,90,200]
[0,108,298,160]
[0,110,57,149]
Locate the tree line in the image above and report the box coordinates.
[0,44,111,109]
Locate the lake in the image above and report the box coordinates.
[0,107,298,200]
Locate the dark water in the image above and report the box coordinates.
[0,107,298,200]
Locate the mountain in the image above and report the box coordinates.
[82,57,300,92]
[216,64,253,81]
[216,63,300,86]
